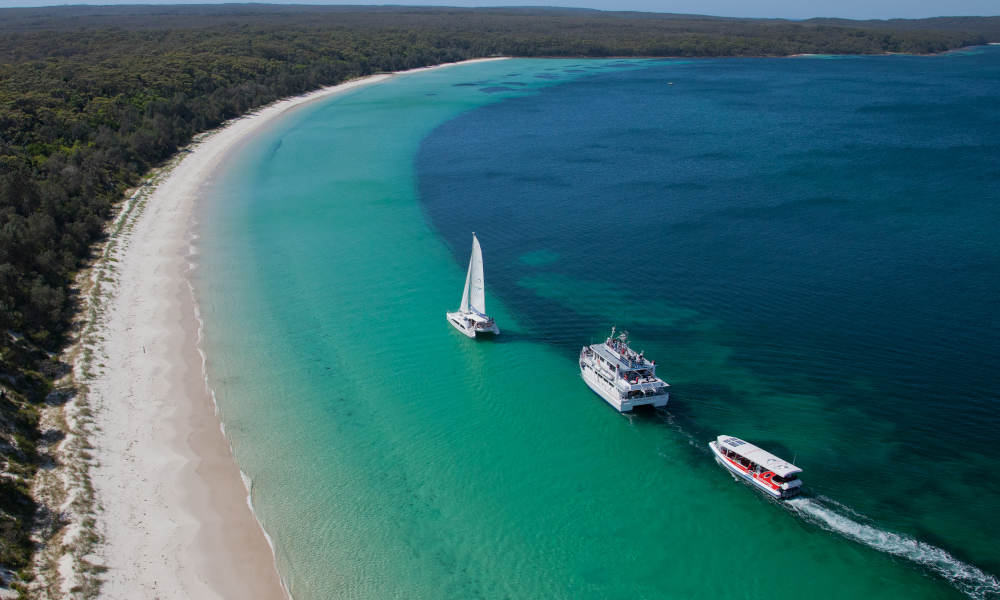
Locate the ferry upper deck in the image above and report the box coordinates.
[716,436,801,479]
[591,341,655,372]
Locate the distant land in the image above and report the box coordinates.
[0,3,998,594]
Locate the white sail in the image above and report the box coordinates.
[459,257,471,313]
[446,232,498,337]
[469,233,486,315]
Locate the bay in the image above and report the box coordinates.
[197,51,1000,599]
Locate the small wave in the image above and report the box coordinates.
[786,497,1000,600]
[240,470,253,501]
[185,267,293,600]
[240,469,295,600]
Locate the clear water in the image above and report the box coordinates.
[196,51,1000,600]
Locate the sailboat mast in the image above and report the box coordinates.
[469,233,486,315]
[459,251,472,313]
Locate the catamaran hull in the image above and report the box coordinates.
[580,363,668,413]
[446,312,499,338]
[708,441,798,500]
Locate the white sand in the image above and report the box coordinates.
[45,58,506,600]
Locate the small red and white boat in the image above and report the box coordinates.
[708,435,802,499]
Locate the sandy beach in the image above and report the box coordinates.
[32,58,503,600]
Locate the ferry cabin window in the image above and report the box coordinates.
[772,474,797,484]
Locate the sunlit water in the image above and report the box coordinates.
[195,51,1000,599]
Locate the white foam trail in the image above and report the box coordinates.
[812,493,870,522]
[786,497,1000,599]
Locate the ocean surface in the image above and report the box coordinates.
[195,50,1000,600]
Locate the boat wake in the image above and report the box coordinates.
[656,413,998,598]
[785,496,1000,600]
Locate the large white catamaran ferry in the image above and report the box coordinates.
[446,232,499,338]
[709,435,803,499]
[579,327,669,412]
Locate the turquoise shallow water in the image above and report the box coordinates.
[196,53,1000,599]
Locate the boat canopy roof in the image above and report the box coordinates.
[717,435,801,478]
[591,342,653,371]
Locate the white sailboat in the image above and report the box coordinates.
[446,232,499,338]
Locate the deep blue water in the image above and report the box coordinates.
[418,49,1000,587]
[197,52,1000,600]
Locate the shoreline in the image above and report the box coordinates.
[32,57,506,600]
[24,50,999,600]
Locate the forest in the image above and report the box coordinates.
[0,3,997,588]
